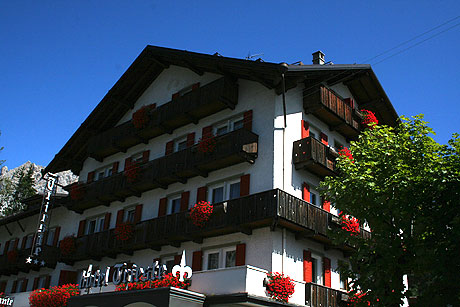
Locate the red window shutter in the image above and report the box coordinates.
[236,243,246,266]
[196,186,207,203]
[240,174,250,197]
[58,270,67,286]
[301,120,310,139]
[322,198,331,212]
[324,257,331,287]
[158,198,167,217]
[303,250,313,283]
[44,275,51,289]
[104,212,111,230]
[192,82,200,90]
[174,254,181,265]
[202,126,213,138]
[87,171,95,183]
[243,110,253,131]
[124,157,132,171]
[77,220,86,237]
[165,141,174,155]
[112,161,119,174]
[0,281,6,293]
[320,132,328,145]
[302,182,310,202]
[21,235,27,249]
[116,209,125,226]
[134,204,143,223]
[142,150,150,163]
[180,191,190,211]
[3,241,10,255]
[33,277,39,290]
[13,238,19,250]
[53,227,61,247]
[186,133,195,148]
[58,270,77,286]
[11,280,17,293]
[192,250,203,271]
[22,278,28,292]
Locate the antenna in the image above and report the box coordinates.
[245,52,264,60]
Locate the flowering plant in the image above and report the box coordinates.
[132,104,156,129]
[348,291,371,306]
[361,109,378,129]
[29,284,80,307]
[114,222,134,241]
[59,236,77,257]
[198,135,217,153]
[6,250,17,263]
[190,201,213,227]
[341,215,360,236]
[70,183,85,201]
[339,147,354,163]
[265,272,295,303]
[124,161,141,183]
[115,272,190,292]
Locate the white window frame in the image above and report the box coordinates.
[213,115,244,136]
[174,136,188,152]
[37,275,48,289]
[310,188,320,208]
[131,152,144,163]
[311,253,323,285]
[25,233,35,249]
[85,215,106,235]
[167,194,182,215]
[7,239,17,252]
[95,165,114,181]
[161,256,175,273]
[124,206,137,223]
[203,245,238,271]
[46,228,57,246]
[207,178,241,203]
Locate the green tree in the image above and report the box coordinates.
[1,165,37,217]
[321,115,460,306]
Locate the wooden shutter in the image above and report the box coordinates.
[174,254,181,265]
[103,212,111,230]
[3,241,10,255]
[344,98,354,108]
[202,126,213,138]
[320,132,328,145]
[323,257,331,287]
[77,220,86,237]
[13,238,19,250]
[158,198,167,217]
[186,133,195,148]
[196,186,207,203]
[87,171,95,183]
[58,270,67,286]
[21,235,27,249]
[22,278,28,292]
[112,161,119,174]
[192,251,203,271]
[53,227,61,247]
[322,198,331,212]
[134,204,143,223]
[236,243,246,266]
[165,141,174,155]
[33,277,39,290]
[302,182,310,202]
[59,270,78,286]
[301,120,310,139]
[180,191,190,211]
[0,281,7,293]
[44,275,51,289]
[124,157,132,171]
[240,174,250,197]
[243,110,253,131]
[11,280,17,293]
[116,209,125,226]
[303,250,313,283]
[142,150,150,163]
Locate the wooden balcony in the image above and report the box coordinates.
[0,245,60,276]
[293,136,338,177]
[304,85,361,140]
[60,189,353,264]
[87,77,238,161]
[67,128,258,213]
[305,283,349,307]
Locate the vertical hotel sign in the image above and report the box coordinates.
[26,173,59,266]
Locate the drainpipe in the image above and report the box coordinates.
[280,67,288,273]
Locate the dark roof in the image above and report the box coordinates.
[45,45,398,174]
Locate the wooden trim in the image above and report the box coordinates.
[235,243,246,266]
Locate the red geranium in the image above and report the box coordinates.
[29,283,80,307]
[339,147,354,163]
[348,291,371,306]
[361,109,378,129]
[59,236,76,257]
[124,161,141,183]
[70,183,85,201]
[341,215,360,236]
[265,272,296,303]
[190,201,213,227]
[7,250,17,263]
[132,104,156,129]
[115,273,190,292]
[198,135,217,153]
[114,222,133,241]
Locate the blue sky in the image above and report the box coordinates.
[1,1,459,170]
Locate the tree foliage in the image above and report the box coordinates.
[0,165,37,217]
[321,115,460,306]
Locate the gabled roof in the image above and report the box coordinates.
[45,45,398,174]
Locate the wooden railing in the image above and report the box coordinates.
[87,77,238,160]
[293,136,337,177]
[304,85,361,140]
[305,283,349,307]
[0,245,60,276]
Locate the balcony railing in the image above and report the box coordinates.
[61,189,355,264]
[304,85,361,140]
[305,283,349,307]
[0,245,60,276]
[293,136,338,177]
[67,128,258,213]
[87,77,238,161]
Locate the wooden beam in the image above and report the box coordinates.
[16,220,25,233]
[182,60,204,76]
[150,56,169,69]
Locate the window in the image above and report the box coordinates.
[213,115,244,136]
[95,165,113,181]
[204,246,237,270]
[340,274,348,290]
[6,239,16,252]
[310,188,320,207]
[46,228,57,246]
[207,252,219,270]
[25,234,34,249]
[37,275,48,289]
[167,195,181,215]
[208,179,240,203]
[162,256,175,273]
[86,215,106,235]
[16,278,26,292]
[174,136,188,152]
[224,248,236,268]
[124,207,136,223]
[309,126,320,140]
[311,257,322,284]
[334,139,344,151]
[131,152,144,163]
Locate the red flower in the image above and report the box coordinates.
[124,161,141,183]
[59,236,77,256]
[361,109,378,129]
[339,147,354,163]
[115,273,190,292]
[7,250,17,263]
[348,291,371,306]
[190,201,213,227]
[341,215,360,236]
[70,183,85,200]
[198,134,217,153]
[29,283,80,307]
[132,104,156,129]
[114,222,134,241]
[265,272,295,303]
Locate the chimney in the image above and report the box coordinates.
[312,51,325,65]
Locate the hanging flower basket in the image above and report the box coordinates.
[115,222,134,241]
[341,215,360,236]
[115,273,190,292]
[264,272,295,303]
[29,283,80,307]
[361,109,378,129]
[339,147,354,163]
[190,201,213,227]
[132,104,156,129]
[70,183,85,201]
[124,161,141,183]
[7,250,17,263]
[59,236,77,257]
[198,135,217,153]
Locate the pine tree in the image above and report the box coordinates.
[1,165,37,216]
